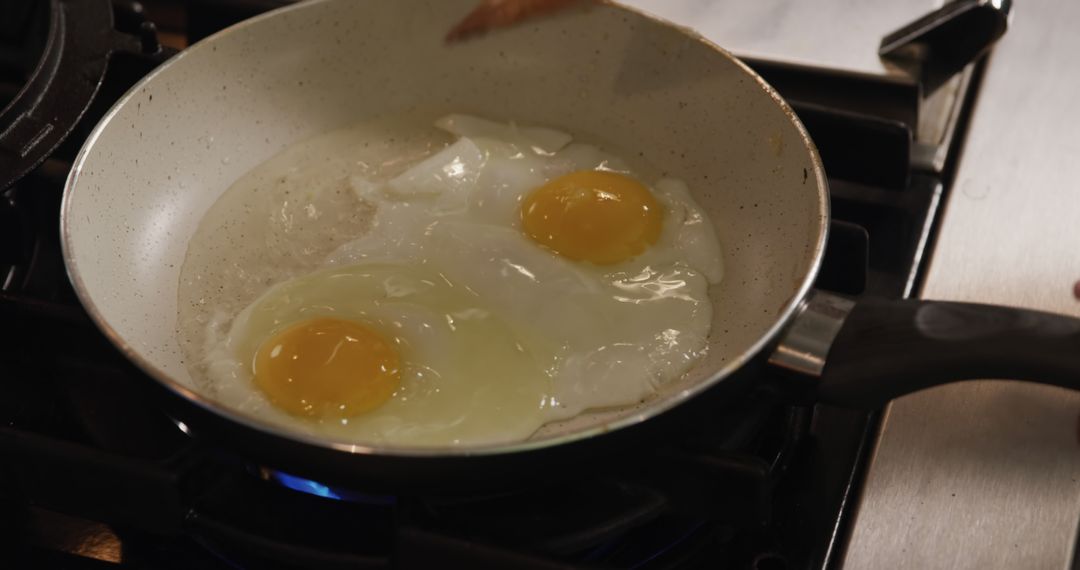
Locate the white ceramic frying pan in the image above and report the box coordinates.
[61,0,1080,490]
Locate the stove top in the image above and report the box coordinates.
[0,1,1003,568]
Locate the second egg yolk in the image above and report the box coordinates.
[253,317,400,419]
[520,170,663,265]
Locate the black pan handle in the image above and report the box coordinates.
[771,291,1080,409]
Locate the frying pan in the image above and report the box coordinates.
[60,0,1080,492]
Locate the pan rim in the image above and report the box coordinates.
[60,0,830,459]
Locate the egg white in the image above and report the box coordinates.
[330,115,722,420]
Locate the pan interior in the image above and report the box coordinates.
[62,0,826,453]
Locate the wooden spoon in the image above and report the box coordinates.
[446,0,591,42]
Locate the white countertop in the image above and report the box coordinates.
[624,0,943,75]
[841,0,1080,567]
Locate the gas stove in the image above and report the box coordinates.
[0,1,1019,568]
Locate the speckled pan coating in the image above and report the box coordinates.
[61,0,827,455]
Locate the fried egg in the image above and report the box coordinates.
[207,263,552,446]
[191,113,724,445]
[330,114,722,421]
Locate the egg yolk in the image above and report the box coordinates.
[520,170,662,265]
[253,318,400,418]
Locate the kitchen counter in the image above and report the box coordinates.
[841,1,1080,568]
[626,0,938,75]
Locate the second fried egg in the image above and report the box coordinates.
[331,114,721,421]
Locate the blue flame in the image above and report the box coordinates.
[266,471,396,505]
[272,472,343,500]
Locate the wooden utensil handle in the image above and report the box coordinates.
[447,0,588,42]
